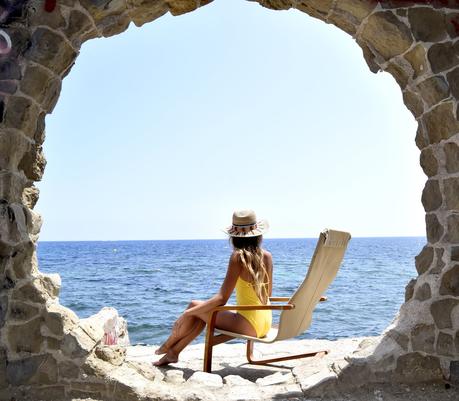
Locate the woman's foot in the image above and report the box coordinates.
[152,350,178,366]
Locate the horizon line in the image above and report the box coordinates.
[37,235,427,243]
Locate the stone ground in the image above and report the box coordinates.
[73,336,459,400]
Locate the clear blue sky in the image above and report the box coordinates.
[36,0,425,241]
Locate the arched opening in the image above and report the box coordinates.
[36,1,423,347]
[0,0,457,398]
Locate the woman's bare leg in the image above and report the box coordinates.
[155,300,204,355]
[153,311,257,367]
[153,319,206,366]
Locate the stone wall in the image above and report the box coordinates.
[0,0,458,399]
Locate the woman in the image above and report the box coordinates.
[153,209,273,366]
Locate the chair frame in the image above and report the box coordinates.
[203,296,328,373]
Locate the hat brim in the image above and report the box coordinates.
[222,219,269,237]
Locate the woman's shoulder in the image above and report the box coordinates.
[262,249,272,259]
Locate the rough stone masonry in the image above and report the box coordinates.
[0,0,459,400]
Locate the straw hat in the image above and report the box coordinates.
[223,209,269,237]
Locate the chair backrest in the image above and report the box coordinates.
[275,229,351,341]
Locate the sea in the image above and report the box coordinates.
[37,237,425,345]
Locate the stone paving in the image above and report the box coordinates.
[122,337,370,400]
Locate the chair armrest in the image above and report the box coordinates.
[212,303,295,312]
[269,297,290,302]
[269,296,328,302]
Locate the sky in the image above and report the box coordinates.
[36,0,425,241]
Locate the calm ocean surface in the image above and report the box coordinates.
[37,237,424,345]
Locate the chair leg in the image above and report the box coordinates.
[246,340,328,365]
[203,326,214,373]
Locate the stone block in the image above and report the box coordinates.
[405,278,416,301]
[452,246,459,262]
[128,0,168,27]
[165,369,185,384]
[386,329,409,351]
[421,179,442,212]
[407,7,447,42]
[24,27,77,76]
[420,147,438,177]
[414,282,431,301]
[446,12,459,39]
[20,64,62,114]
[360,11,413,61]
[62,326,98,359]
[425,213,443,244]
[95,345,126,366]
[9,300,40,322]
[385,61,409,89]
[0,80,18,94]
[79,0,128,20]
[333,0,376,23]
[411,323,435,353]
[422,102,459,145]
[22,185,40,209]
[444,177,459,210]
[63,9,99,47]
[39,273,61,298]
[395,352,443,383]
[437,332,454,357]
[404,44,427,79]
[440,265,459,296]
[58,360,80,379]
[447,66,459,100]
[256,371,292,386]
[0,347,6,388]
[430,247,445,274]
[223,374,255,386]
[8,316,44,354]
[187,371,223,388]
[403,90,423,118]
[416,75,450,108]
[18,144,47,182]
[0,60,21,80]
[415,124,428,150]
[447,214,459,243]
[0,171,27,204]
[431,298,459,329]
[27,2,66,30]
[0,296,7,328]
[444,141,459,174]
[6,354,47,385]
[2,95,41,139]
[428,41,459,74]
[44,302,78,337]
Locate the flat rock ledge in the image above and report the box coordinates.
[81,336,454,401]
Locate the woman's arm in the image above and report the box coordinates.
[184,252,242,317]
[264,250,273,298]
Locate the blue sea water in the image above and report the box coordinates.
[37,237,424,345]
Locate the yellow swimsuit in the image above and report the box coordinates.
[235,276,272,338]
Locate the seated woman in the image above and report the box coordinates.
[153,209,273,366]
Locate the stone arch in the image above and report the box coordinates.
[0,0,458,399]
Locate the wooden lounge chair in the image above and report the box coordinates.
[203,228,351,373]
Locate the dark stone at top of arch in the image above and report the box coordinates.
[428,41,459,74]
[408,7,447,43]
